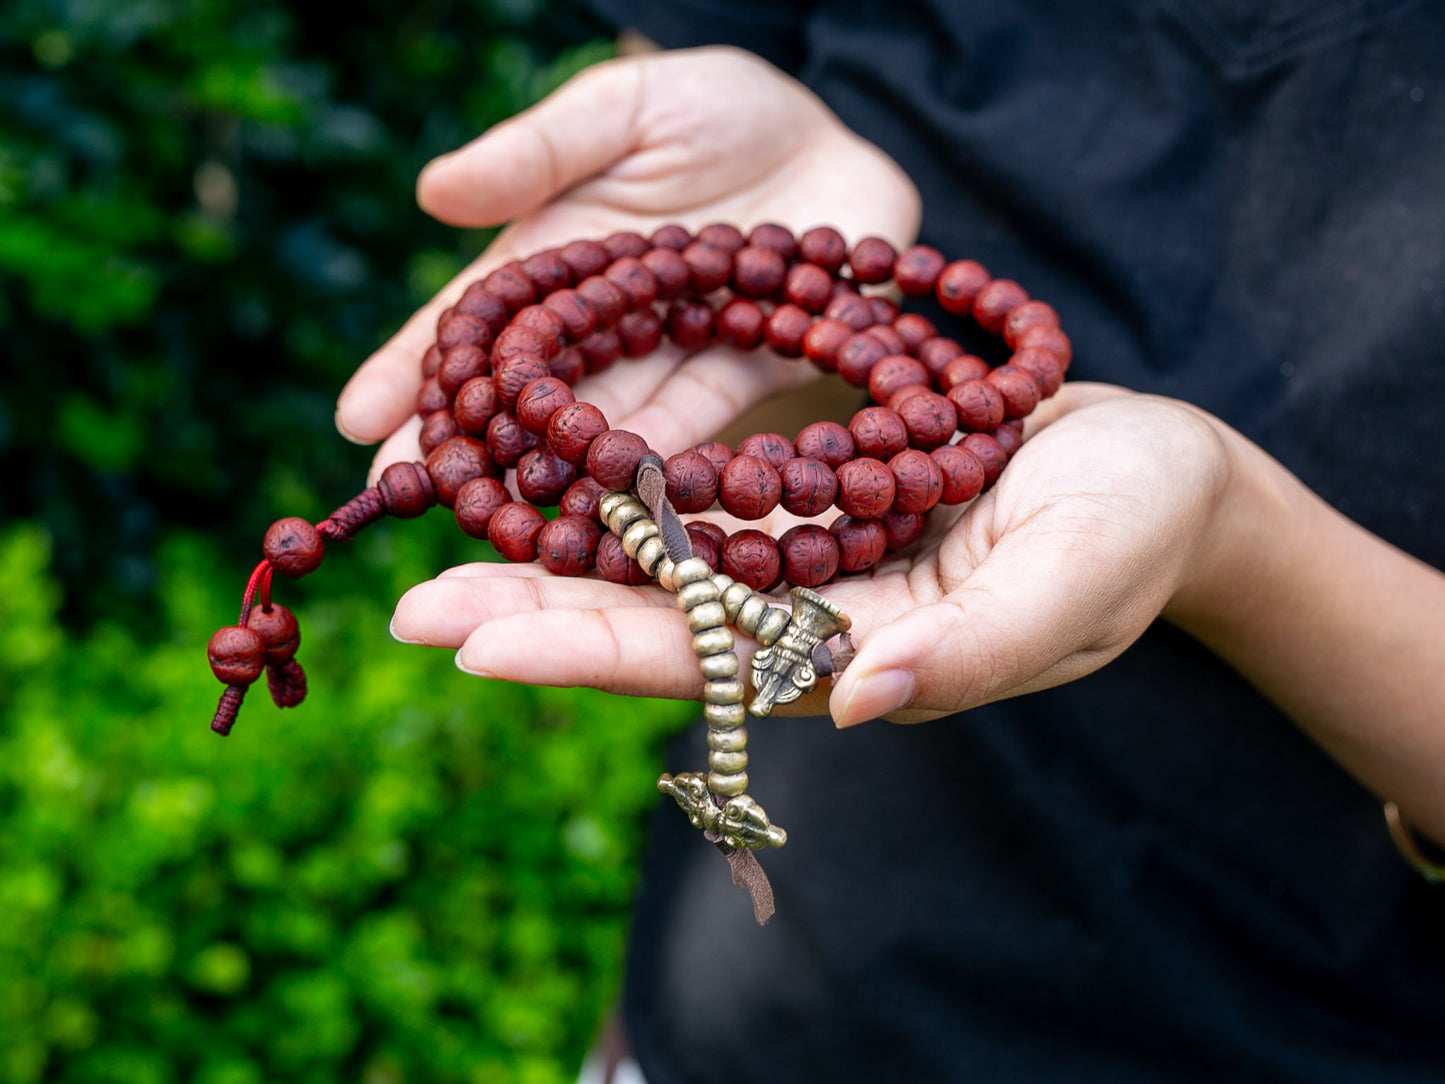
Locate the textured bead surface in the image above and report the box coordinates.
[536,515,602,576]
[488,502,546,562]
[263,517,324,577]
[719,455,782,521]
[426,436,496,508]
[830,515,888,573]
[664,450,719,514]
[720,530,781,593]
[453,476,510,539]
[836,458,896,519]
[779,456,838,518]
[586,429,651,491]
[778,524,841,587]
[209,625,267,685]
[378,461,436,519]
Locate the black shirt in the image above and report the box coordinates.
[586,2,1445,1079]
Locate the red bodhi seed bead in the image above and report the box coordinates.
[426,435,496,508]
[948,379,1007,432]
[961,432,1009,485]
[692,442,734,476]
[483,263,536,313]
[748,223,797,259]
[680,242,732,293]
[516,445,577,505]
[578,329,623,374]
[455,284,508,334]
[735,432,795,470]
[576,276,627,327]
[494,355,551,410]
[642,247,690,300]
[865,324,907,357]
[882,509,926,551]
[419,410,459,456]
[603,231,649,260]
[690,520,727,548]
[795,421,856,470]
[453,377,499,435]
[515,377,575,435]
[618,310,664,356]
[849,406,909,460]
[931,444,986,504]
[994,420,1025,457]
[896,390,958,450]
[437,343,487,397]
[378,461,436,518]
[941,354,991,391]
[559,475,608,519]
[264,517,324,577]
[454,477,510,539]
[868,354,930,404]
[421,343,442,379]
[209,625,267,685]
[778,524,841,587]
[887,385,930,413]
[830,515,887,573]
[799,226,848,273]
[586,430,651,491]
[718,454,782,520]
[246,604,300,666]
[835,332,889,387]
[716,298,766,350]
[514,305,567,354]
[732,246,787,299]
[663,450,720,514]
[559,239,611,280]
[1017,324,1073,368]
[987,365,1042,419]
[825,292,875,331]
[848,236,897,284]
[1002,300,1060,349]
[779,456,839,517]
[603,258,658,310]
[486,411,539,468]
[437,310,493,351]
[783,263,832,313]
[1011,346,1066,397]
[870,296,900,326]
[936,259,990,315]
[666,297,715,350]
[720,529,781,592]
[697,223,746,252]
[684,523,721,571]
[802,318,856,373]
[548,346,585,386]
[596,532,649,585]
[836,458,896,519]
[547,401,609,466]
[522,249,571,295]
[893,245,947,296]
[488,502,547,562]
[973,279,1029,334]
[765,304,813,357]
[893,313,937,353]
[888,449,945,513]
[542,289,597,341]
[917,336,965,380]
[649,223,692,251]
[417,376,448,416]
[536,515,602,577]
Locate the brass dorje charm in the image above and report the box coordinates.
[750,587,851,716]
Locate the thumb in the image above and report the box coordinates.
[418,57,645,227]
[828,540,1157,728]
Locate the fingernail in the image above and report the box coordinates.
[335,409,367,445]
[389,616,423,645]
[836,669,915,728]
[454,648,494,679]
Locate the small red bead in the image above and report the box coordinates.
[603,231,649,260]
[680,242,732,293]
[893,313,937,353]
[716,298,766,350]
[542,289,597,341]
[973,279,1029,334]
[684,523,721,570]
[987,365,1042,419]
[829,515,887,573]
[802,318,856,373]
[869,296,900,326]
[378,461,436,519]
[835,332,890,387]
[603,257,659,310]
[515,376,575,435]
[559,239,611,281]
[437,310,494,351]
[917,337,965,381]
[697,223,746,253]
[690,520,728,548]
[778,524,841,587]
[836,458,896,519]
[558,475,608,519]
[868,354,930,405]
[485,411,539,469]
[264,517,324,578]
[421,344,443,379]
[748,223,797,259]
[209,625,267,685]
[888,448,944,513]
[596,532,649,585]
[732,246,787,299]
[419,410,459,456]
[649,223,693,251]
[576,276,627,327]
[427,435,496,508]
[931,444,986,505]
[454,476,510,539]
[881,509,926,551]
[886,384,930,413]
[720,529,781,592]
[488,502,547,562]
[936,259,990,315]
[896,390,958,450]
[893,245,947,296]
[522,249,571,295]
[437,343,488,397]
[516,445,577,505]
[799,226,848,273]
[765,304,813,357]
[1011,346,1066,396]
[618,310,664,356]
[779,456,839,517]
[548,346,585,386]
[455,283,509,335]
[666,297,715,350]
[663,450,720,514]
[794,421,856,469]
[994,420,1025,457]
[735,432,795,470]
[547,401,609,466]
[941,355,991,391]
[783,263,834,313]
[578,329,623,374]
[495,324,558,365]
[642,246,690,300]
[482,262,536,314]
[961,432,1009,485]
[692,442,734,476]
[586,429,651,491]
[1002,300,1060,349]
[453,376,498,435]
[513,305,567,354]
[849,406,909,460]
[536,515,602,576]
[494,354,552,411]
[848,236,897,285]
[246,603,300,666]
[824,292,875,331]
[417,376,448,416]
[718,454,782,520]
[1017,324,1073,369]
[948,379,1007,432]
[864,324,907,357]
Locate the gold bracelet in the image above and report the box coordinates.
[1383,802,1445,883]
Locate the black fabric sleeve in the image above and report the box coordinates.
[585,0,814,72]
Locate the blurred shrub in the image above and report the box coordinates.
[0,521,695,1083]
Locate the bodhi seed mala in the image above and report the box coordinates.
[205,222,1071,922]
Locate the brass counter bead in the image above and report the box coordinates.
[636,536,668,575]
[621,518,658,556]
[709,572,736,594]
[687,601,728,633]
[692,626,735,657]
[656,557,679,591]
[755,606,792,646]
[735,594,769,636]
[719,581,753,623]
[699,652,740,681]
[598,492,635,522]
[705,720,748,749]
[704,677,746,705]
[708,750,749,775]
[708,770,749,797]
[672,557,713,587]
[677,579,721,612]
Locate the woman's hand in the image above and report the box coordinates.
[335,45,919,474]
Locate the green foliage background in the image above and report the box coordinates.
[0,2,695,1081]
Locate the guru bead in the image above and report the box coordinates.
[377,461,436,519]
[263,517,324,578]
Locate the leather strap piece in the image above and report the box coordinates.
[635,455,695,565]
[707,830,776,925]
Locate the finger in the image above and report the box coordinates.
[366,414,424,485]
[417,58,645,227]
[392,566,671,648]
